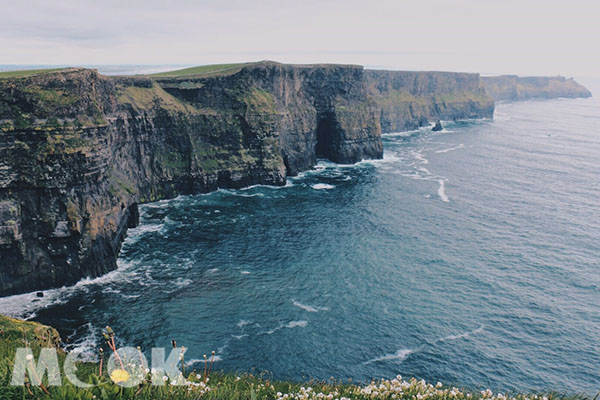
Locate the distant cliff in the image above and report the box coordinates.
[481,75,592,101]
[0,61,493,296]
[367,70,494,132]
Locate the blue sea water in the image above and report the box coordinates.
[1,91,600,394]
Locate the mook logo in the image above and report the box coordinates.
[11,346,188,388]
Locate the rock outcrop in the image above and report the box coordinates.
[481,75,592,101]
[0,61,493,296]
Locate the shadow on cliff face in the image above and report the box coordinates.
[315,113,338,160]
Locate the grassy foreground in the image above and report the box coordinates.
[0,314,591,400]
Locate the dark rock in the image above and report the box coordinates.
[365,69,494,133]
[36,291,43,297]
[432,120,443,131]
[0,61,495,296]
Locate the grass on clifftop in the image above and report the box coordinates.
[0,315,593,400]
[150,63,251,78]
[0,68,66,79]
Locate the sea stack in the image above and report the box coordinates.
[432,120,443,131]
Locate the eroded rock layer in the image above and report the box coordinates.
[0,62,494,295]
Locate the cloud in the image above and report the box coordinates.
[0,0,598,76]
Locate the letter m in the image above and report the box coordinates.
[11,348,61,386]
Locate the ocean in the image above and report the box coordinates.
[1,81,599,394]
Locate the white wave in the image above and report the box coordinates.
[0,289,66,320]
[240,270,251,275]
[437,180,450,202]
[128,223,163,236]
[237,319,251,328]
[311,183,336,190]
[290,159,372,183]
[164,277,193,293]
[286,320,308,328]
[101,286,140,299]
[64,322,99,362]
[363,151,401,166]
[363,327,484,365]
[265,320,308,335]
[413,150,429,164]
[232,334,249,340]
[174,278,192,288]
[435,144,465,154]
[438,326,484,342]
[0,259,140,318]
[185,355,223,366]
[102,286,139,299]
[207,268,219,274]
[493,110,511,122]
[292,300,329,313]
[382,125,431,138]
[222,190,265,198]
[240,182,294,190]
[382,131,418,138]
[364,349,413,365]
[141,199,173,210]
[102,286,121,295]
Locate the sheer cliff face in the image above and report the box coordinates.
[155,63,383,175]
[366,70,494,132]
[0,63,493,296]
[481,75,592,101]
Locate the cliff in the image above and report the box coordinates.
[0,62,493,296]
[481,75,592,101]
[366,70,494,132]
[0,313,61,350]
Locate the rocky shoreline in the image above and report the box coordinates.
[0,61,590,296]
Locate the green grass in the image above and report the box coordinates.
[0,68,66,79]
[150,63,251,78]
[0,315,593,400]
[243,88,278,113]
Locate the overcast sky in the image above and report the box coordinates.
[1,0,598,76]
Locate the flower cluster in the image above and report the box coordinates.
[274,376,551,400]
[355,377,468,399]
[275,386,346,400]
[184,374,211,395]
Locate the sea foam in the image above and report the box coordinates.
[292,300,329,312]
[438,180,450,202]
[311,183,336,190]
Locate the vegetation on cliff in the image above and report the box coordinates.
[365,70,494,132]
[149,63,251,78]
[481,76,591,101]
[0,68,67,80]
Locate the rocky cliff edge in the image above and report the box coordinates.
[0,61,494,295]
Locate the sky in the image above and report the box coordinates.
[1,0,598,76]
